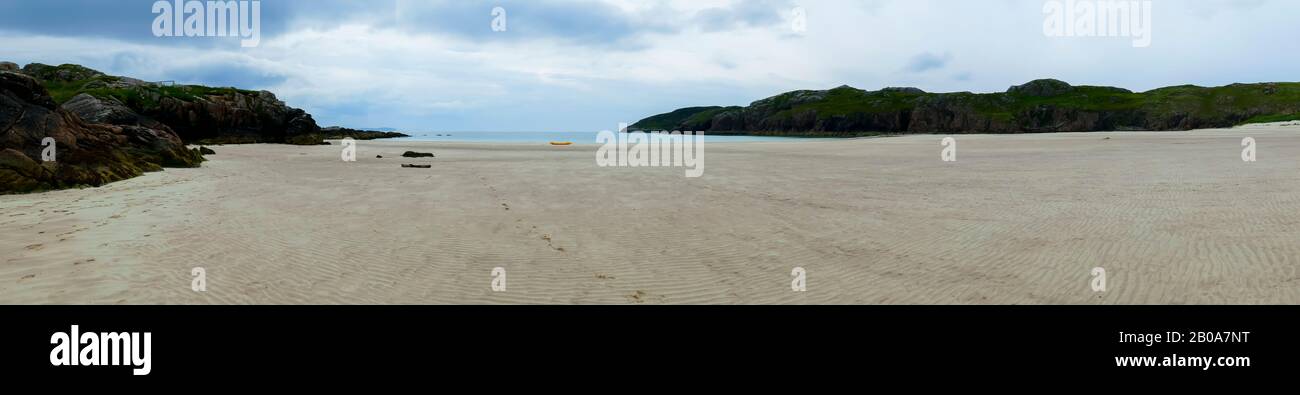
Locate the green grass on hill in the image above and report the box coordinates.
[39,69,259,109]
[1242,113,1300,124]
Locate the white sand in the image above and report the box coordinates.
[3,123,1300,304]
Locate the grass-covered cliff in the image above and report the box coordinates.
[17,63,407,145]
[631,79,1300,136]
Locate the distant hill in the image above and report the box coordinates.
[631,79,1300,136]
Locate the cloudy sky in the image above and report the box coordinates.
[2,0,1297,131]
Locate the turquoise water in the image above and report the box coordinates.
[392,131,810,143]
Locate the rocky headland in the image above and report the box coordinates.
[0,62,407,193]
[631,79,1300,136]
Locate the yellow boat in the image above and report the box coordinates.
[549,141,573,146]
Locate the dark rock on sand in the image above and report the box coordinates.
[402,151,435,158]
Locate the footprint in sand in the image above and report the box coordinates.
[627,290,648,303]
[627,290,666,304]
[540,234,566,252]
[24,244,43,251]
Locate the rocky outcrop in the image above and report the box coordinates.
[0,71,202,194]
[16,63,356,145]
[63,93,173,132]
[632,79,1300,135]
[1006,79,1075,97]
[320,126,410,140]
[145,89,325,145]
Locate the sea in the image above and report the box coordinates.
[390,131,812,143]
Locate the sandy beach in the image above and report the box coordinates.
[3,124,1299,304]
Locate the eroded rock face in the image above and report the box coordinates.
[143,89,324,144]
[0,71,201,194]
[64,93,144,126]
[16,63,329,145]
[63,93,176,133]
